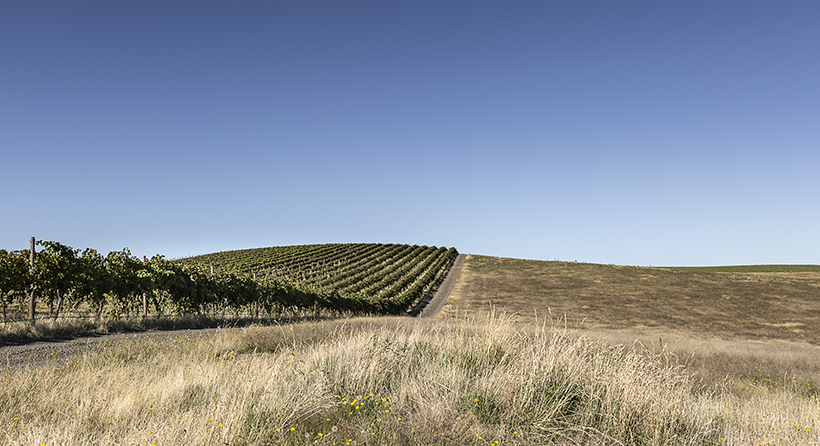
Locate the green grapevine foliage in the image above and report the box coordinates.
[0,241,458,321]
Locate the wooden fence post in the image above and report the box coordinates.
[142,256,148,320]
[253,272,259,319]
[28,237,36,327]
[210,265,216,317]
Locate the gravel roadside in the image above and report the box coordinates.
[0,327,225,373]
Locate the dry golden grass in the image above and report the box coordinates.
[440,255,820,390]
[1,315,818,445]
[438,255,820,445]
[3,255,819,445]
[442,255,820,345]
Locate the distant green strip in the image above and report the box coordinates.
[665,265,820,273]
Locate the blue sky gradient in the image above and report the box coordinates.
[2,1,818,265]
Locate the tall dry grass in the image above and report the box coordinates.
[1,315,818,445]
[583,328,820,445]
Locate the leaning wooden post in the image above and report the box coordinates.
[142,256,148,320]
[28,237,36,327]
[253,272,259,319]
[210,265,216,317]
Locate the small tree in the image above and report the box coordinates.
[257,277,284,320]
[0,250,31,323]
[175,266,211,314]
[35,241,81,321]
[145,255,190,317]
[221,273,258,317]
[106,248,147,317]
[76,248,112,321]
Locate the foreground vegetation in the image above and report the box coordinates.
[2,315,817,445]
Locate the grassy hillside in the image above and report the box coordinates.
[443,255,820,345]
[440,255,820,411]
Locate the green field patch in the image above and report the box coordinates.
[665,264,820,273]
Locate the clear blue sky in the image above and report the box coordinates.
[2,1,818,266]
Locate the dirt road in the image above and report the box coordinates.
[417,254,466,318]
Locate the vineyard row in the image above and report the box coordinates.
[1,240,458,325]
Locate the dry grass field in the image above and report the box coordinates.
[2,255,819,445]
[442,255,820,345]
[440,255,820,443]
[2,316,817,445]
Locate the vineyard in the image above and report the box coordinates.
[176,243,458,315]
[0,240,458,325]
